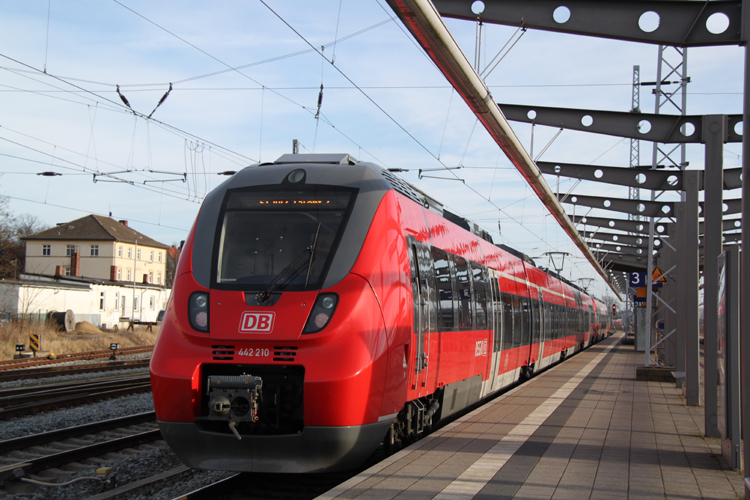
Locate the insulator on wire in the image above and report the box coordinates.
[315,84,324,120]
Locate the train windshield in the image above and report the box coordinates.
[215,186,356,290]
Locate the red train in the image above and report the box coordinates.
[150,153,610,473]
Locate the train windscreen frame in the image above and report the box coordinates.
[213,185,357,291]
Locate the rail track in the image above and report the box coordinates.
[0,376,152,419]
[0,412,164,498]
[0,412,159,474]
[0,345,154,371]
[0,359,151,383]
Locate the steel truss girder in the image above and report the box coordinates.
[538,161,743,191]
[571,213,742,236]
[590,241,654,257]
[600,252,650,272]
[580,230,658,247]
[563,193,741,218]
[570,214,651,234]
[497,104,743,144]
[432,0,742,47]
[539,161,684,190]
[564,193,673,217]
[584,228,741,253]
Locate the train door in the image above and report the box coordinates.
[520,296,531,371]
[530,290,543,368]
[487,272,502,393]
[407,237,429,390]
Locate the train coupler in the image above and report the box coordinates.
[206,374,263,440]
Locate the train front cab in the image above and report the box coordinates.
[152,162,413,473]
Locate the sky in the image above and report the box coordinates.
[0,0,744,301]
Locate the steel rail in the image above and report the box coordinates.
[0,376,152,419]
[0,346,153,369]
[0,359,150,383]
[0,411,156,453]
[4,429,162,476]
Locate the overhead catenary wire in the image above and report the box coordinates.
[256,0,582,256]
[3,194,189,232]
[0,52,256,165]
[103,3,391,168]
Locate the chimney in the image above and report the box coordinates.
[143,273,149,284]
[54,266,63,276]
[110,265,118,281]
[70,252,80,277]
[119,220,128,227]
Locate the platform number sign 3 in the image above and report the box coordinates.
[629,272,646,288]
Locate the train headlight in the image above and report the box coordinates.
[302,293,338,334]
[188,292,210,333]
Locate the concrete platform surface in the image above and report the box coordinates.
[317,332,744,500]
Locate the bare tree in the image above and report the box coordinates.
[0,199,48,280]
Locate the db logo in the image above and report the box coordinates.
[239,312,275,333]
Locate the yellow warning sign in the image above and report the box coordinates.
[29,333,41,352]
[652,267,667,283]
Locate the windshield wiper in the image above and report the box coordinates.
[256,246,313,304]
[304,223,322,289]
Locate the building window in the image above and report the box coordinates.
[114,293,119,310]
[66,245,75,256]
[137,249,141,260]
[90,245,99,256]
[42,245,51,256]
[100,292,105,310]
[150,296,155,310]
[64,267,71,276]
[157,273,162,285]
[117,269,122,280]
[148,271,153,284]
[158,252,163,263]
[150,251,154,262]
[128,248,132,259]
[127,269,131,281]
[134,297,139,310]
[118,246,123,257]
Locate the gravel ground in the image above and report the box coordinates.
[3,445,235,500]
[0,391,155,441]
[1,355,236,500]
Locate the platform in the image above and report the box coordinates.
[317,332,744,500]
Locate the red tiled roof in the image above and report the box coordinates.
[22,215,169,249]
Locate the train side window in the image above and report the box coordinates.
[502,294,513,351]
[408,243,420,334]
[531,298,541,345]
[415,242,438,333]
[520,298,531,346]
[453,256,472,330]
[431,247,454,331]
[512,296,522,348]
[471,263,487,329]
